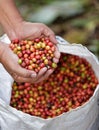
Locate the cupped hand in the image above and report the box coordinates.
[0,42,57,83]
[10,21,60,61]
[6,22,60,83]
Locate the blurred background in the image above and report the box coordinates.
[0,0,99,58]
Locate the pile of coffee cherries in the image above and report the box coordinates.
[10,53,98,119]
[9,37,57,73]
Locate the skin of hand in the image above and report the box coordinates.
[9,21,60,83]
[0,0,60,83]
[0,22,60,83]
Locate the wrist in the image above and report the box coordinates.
[5,18,24,40]
[0,0,23,40]
[0,15,23,40]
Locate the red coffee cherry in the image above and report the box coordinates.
[9,37,57,73]
[10,53,98,119]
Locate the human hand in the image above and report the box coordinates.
[9,21,60,65]
[0,42,58,83]
[0,0,60,83]
[9,22,57,43]
[7,22,60,83]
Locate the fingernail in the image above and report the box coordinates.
[31,73,37,78]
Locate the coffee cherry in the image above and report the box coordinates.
[18,59,22,64]
[52,62,57,68]
[9,37,57,73]
[10,53,98,119]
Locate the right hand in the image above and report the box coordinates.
[0,42,53,83]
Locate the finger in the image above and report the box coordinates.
[36,67,47,79]
[42,26,57,44]
[53,58,59,63]
[36,69,54,83]
[25,34,41,41]
[11,65,37,78]
[54,46,61,59]
[49,34,57,44]
[13,76,37,83]
[20,67,47,83]
[11,72,37,83]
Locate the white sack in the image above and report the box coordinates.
[0,34,99,130]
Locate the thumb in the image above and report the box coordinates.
[13,65,37,78]
[49,34,57,44]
